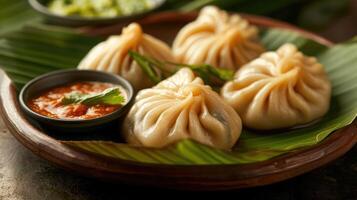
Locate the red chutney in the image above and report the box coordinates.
[28,82,125,120]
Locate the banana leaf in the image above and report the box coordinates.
[0,0,42,36]
[0,25,356,165]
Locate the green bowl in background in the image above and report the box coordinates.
[28,0,166,26]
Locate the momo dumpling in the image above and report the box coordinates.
[78,23,175,90]
[221,43,331,130]
[123,68,242,149]
[173,6,264,71]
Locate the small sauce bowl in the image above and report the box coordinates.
[19,69,134,132]
[28,0,166,26]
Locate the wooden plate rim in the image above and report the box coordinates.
[0,12,356,190]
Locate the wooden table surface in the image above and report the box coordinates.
[0,116,356,199]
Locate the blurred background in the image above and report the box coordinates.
[164,0,357,42]
[1,0,357,42]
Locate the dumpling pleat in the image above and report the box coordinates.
[172,6,264,71]
[124,68,242,149]
[221,43,331,129]
[77,23,175,91]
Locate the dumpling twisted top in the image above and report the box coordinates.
[78,23,175,91]
[221,43,331,130]
[123,68,242,149]
[173,6,265,70]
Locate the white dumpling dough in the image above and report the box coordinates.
[123,68,242,149]
[221,43,331,130]
[173,6,265,71]
[78,23,175,91]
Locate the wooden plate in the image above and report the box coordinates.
[1,12,356,191]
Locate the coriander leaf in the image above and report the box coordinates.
[205,65,235,81]
[62,87,125,106]
[61,92,87,105]
[129,51,235,86]
[128,51,163,84]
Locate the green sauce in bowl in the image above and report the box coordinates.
[47,0,157,18]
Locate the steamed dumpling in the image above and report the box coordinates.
[173,6,265,71]
[78,23,175,90]
[123,68,242,149]
[221,44,331,130]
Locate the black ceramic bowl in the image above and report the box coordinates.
[28,0,166,26]
[19,69,134,132]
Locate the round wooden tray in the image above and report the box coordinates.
[1,12,356,191]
